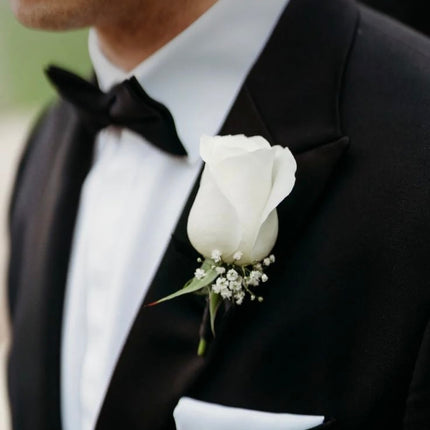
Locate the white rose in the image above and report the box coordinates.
[187,135,297,265]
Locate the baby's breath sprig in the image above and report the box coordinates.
[147,249,275,356]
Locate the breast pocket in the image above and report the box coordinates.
[173,397,332,430]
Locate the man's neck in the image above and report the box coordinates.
[95,0,218,72]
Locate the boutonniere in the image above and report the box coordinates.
[147,134,297,355]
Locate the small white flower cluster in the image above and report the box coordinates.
[194,249,275,306]
[194,268,206,280]
[212,272,245,304]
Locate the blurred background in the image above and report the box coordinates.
[0,0,428,429]
[0,0,90,427]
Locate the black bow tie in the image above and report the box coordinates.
[45,65,187,156]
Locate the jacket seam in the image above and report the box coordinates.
[336,4,361,138]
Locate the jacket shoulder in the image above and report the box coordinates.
[338,5,430,241]
[341,4,430,139]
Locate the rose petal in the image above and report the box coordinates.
[200,135,271,164]
[208,148,275,250]
[260,145,297,224]
[250,209,279,262]
[187,166,242,259]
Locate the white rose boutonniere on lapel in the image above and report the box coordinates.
[148,134,297,355]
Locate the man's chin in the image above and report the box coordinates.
[10,0,95,30]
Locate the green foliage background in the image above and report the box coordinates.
[0,0,91,111]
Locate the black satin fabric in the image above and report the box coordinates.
[45,66,187,155]
[7,0,430,429]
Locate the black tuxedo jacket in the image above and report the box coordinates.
[7,0,430,429]
[360,0,429,36]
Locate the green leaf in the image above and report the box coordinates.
[200,258,216,271]
[146,259,219,306]
[209,291,222,336]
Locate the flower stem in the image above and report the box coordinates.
[197,297,210,356]
[197,338,207,356]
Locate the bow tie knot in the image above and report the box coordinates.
[46,66,187,156]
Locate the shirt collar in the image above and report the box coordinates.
[89,0,290,163]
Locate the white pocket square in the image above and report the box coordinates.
[173,397,325,430]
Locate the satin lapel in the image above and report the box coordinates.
[8,102,95,430]
[97,0,358,429]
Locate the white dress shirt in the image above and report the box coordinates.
[61,1,290,430]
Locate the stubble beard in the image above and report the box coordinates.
[11,0,217,71]
[10,0,114,31]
